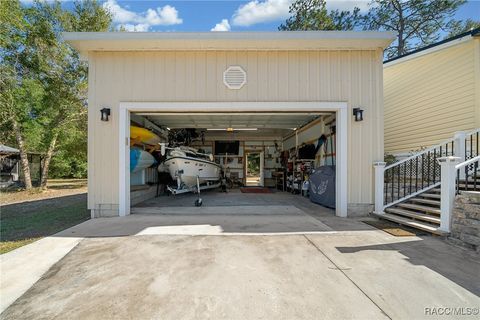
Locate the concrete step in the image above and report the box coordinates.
[458,183,479,190]
[430,188,441,193]
[385,208,440,224]
[419,193,441,200]
[409,198,441,207]
[397,203,441,215]
[372,212,447,236]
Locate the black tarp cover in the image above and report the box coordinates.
[309,165,336,209]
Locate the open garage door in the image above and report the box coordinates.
[119,102,348,217]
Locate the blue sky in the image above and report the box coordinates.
[25,0,480,32]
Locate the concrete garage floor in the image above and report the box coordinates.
[1,191,479,319]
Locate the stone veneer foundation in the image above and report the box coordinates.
[449,192,480,253]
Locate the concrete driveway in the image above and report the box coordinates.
[1,197,479,319]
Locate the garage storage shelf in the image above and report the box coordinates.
[287,159,315,195]
[272,171,286,191]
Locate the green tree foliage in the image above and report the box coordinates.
[66,0,113,32]
[279,0,361,31]
[1,0,38,189]
[280,0,470,59]
[446,18,480,37]
[0,0,112,189]
[363,0,466,58]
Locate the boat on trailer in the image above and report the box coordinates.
[160,144,222,206]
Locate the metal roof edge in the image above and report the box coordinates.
[384,27,480,66]
[63,31,396,42]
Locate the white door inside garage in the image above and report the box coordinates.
[119,102,348,218]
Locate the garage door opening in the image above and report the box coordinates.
[119,102,348,217]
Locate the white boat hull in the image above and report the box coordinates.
[164,156,221,188]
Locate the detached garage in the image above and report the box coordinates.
[64,31,394,219]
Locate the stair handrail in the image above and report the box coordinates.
[455,155,480,170]
[374,131,477,215]
[385,137,456,170]
[375,137,456,214]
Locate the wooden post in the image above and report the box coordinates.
[438,156,461,233]
[373,162,386,214]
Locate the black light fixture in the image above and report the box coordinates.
[100,107,111,121]
[352,107,364,122]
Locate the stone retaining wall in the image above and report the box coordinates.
[449,192,480,253]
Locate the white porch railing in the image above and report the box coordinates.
[374,129,480,215]
[373,137,455,213]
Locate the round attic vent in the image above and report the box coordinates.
[223,66,247,89]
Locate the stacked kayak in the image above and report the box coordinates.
[130,147,156,173]
[129,126,161,173]
[130,126,161,146]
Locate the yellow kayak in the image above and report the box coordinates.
[130,126,161,146]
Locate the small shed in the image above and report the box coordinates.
[0,145,44,188]
[1,145,20,188]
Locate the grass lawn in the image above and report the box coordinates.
[0,182,89,254]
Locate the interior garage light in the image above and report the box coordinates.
[207,128,258,131]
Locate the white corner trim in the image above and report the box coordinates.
[118,101,348,218]
[336,107,348,218]
[119,104,130,217]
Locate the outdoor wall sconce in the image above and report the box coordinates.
[100,107,111,121]
[353,108,364,122]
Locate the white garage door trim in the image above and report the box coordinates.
[119,102,348,218]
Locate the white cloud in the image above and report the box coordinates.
[211,19,231,31]
[326,0,370,12]
[232,0,292,27]
[229,0,370,28]
[122,24,149,32]
[144,5,183,26]
[103,0,182,31]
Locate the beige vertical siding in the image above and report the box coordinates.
[88,49,384,215]
[384,39,479,155]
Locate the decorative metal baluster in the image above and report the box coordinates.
[391,167,395,202]
[456,169,460,195]
[415,157,419,192]
[427,151,431,185]
[384,169,388,204]
[409,159,413,194]
[397,164,401,200]
[471,134,474,159]
[421,153,425,189]
[474,162,478,191]
[403,161,407,198]
[470,132,480,157]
